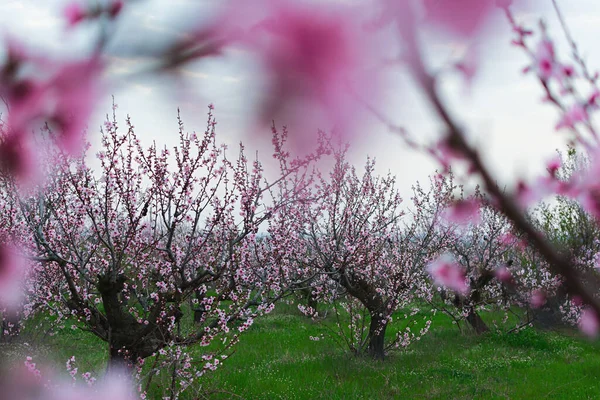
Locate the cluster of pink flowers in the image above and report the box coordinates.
[427,253,470,296]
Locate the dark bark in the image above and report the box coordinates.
[339,275,388,359]
[98,273,182,371]
[367,314,387,360]
[533,291,569,330]
[298,287,318,312]
[0,311,20,343]
[193,290,206,324]
[193,308,205,323]
[452,277,491,335]
[464,306,490,334]
[108,344,135,374]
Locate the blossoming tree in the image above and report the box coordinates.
[1,105,323,397]
[263,146,471,359]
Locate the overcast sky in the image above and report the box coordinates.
[2,0,600,196]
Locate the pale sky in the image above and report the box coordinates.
[1,0,600,196]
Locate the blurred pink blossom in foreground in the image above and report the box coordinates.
[495,265,513,284]
[0,243,26,308]
[423,0,500,37]
[442,199,481,225]
[427,253,470,295]
[2,359,136,400]
[0,39,104,177]
[529,290,546,309]
[238,0,383,148]
[579,308,600,338]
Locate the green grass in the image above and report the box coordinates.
[200,308,600,399]
[4,304,600,399]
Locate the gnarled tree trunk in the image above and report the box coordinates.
[98,273,181,373]
[367,313,387,360]
[464,305,489,334]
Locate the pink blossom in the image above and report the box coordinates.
[427,253,470,295]
[579,308,599,338]
[454,48,478,87]
[0,243,25,307]
[516,176,562,208]
[108,0,124,18]
[422,0,498,38]
[534,39,556,80]
[64,2,87,27]
[578,190,600,220]
[560,64,576,79]
[244,0,382,147]
[572,296,584,307]
[587,88,600,107]
[555,104,588,130]
[546,155,561,177]
[0,130,36,181]
[565,147,600,218]
[442,199,481,225]
[495,0,513,8]
[495,266,513,284]
[4,364,135,400]
[1,40,104,161]
[44,57,104,153]
[529,290,546,309]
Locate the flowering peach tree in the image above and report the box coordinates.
[1,104,323,397]
[2,0,600,397]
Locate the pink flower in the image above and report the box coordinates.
[2,39,104,161]
[579,308,599,338]
[245,0,382,148]
[495,266,513,284]
[108,0,124,18]
[534,39,556,80]
[427,253,470,295]
[422,0,498,38]
[529,290,546,309]
[578,190,600,219]
[4,364,135,400]
[442,199,481,225]
[495,0,513,8]
[555,104,588,130]
[565,147,600,218]
[0,130,36,181]
[454,48,478,87]
[546,155,561,177]
[44,57,104,153]
[560,64,576,79]
[0,243,25,308]
[587,88,600,107]
[516,176,563,208]
[64,2,87,27]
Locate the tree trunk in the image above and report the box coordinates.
[107,343,134,374]
[194,290,206,323]
[0,312,20,343]
[307,294,318,312]
[465,306,489,334]
[367,314,387,360]
[304,287,318,312]
[193,308,205,323]
[453,290,489,335]
[533,292,569,330]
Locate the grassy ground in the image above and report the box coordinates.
[4,304,600,399]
